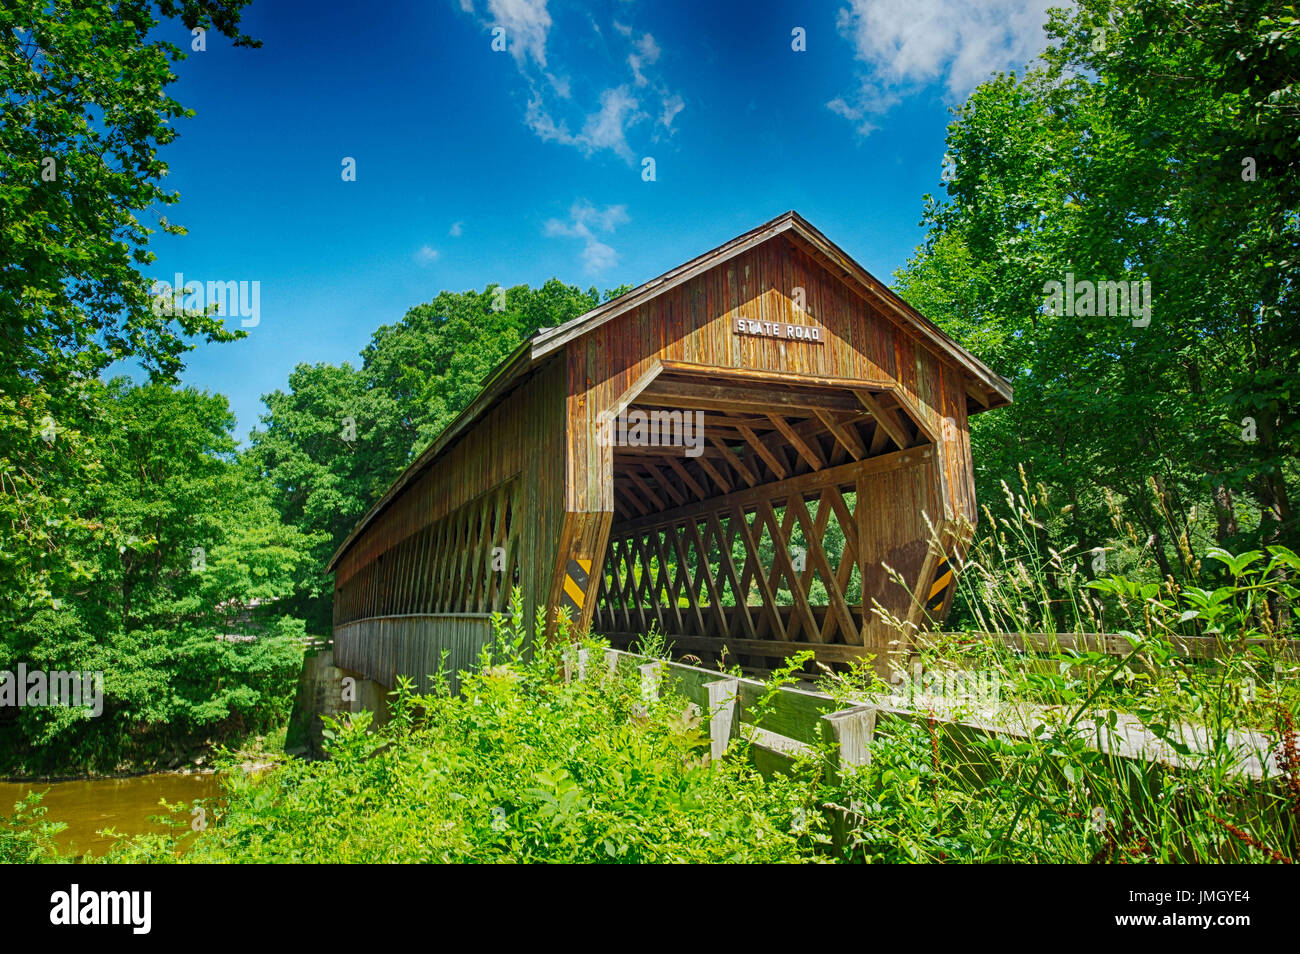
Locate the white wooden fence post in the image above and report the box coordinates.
[706,677,740,762]
[638,661,663,712]
[563,646,591,683]
[821,704,877,770]
[820,704,876,852]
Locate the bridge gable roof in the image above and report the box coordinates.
[327,210,1011,571]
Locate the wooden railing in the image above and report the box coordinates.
[333,613,494,694]
[915,631,1299,662]
[567,647,874,783]
[573,647,1282,785]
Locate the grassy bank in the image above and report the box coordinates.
[4,583,1295,864]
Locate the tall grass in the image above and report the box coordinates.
[816,470,1300,862]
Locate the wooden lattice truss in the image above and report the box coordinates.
[592,373,964,670]
[334,479,521,622]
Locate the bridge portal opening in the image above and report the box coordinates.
[591,368,940,676]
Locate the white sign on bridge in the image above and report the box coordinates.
[734,317,824,343]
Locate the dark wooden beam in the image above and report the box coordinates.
[643,460,687,507]
[694,454,732,494]
[612,445,933,534]
[814,408,866,460]
[641,379,861,414]
[624,470,666,511]
[853,389,910,450]
[733,422,788,479]
[710,437,759,487]
[664,455,709,501]
[768,413,825,470]
[600,630,875,665]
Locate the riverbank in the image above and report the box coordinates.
[0,733,283,858]
[0,771,226,857]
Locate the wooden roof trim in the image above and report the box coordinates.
[532,210,1012,406]
[326,341,537,572]
[778,218,1013,407]
[530,212,798,360]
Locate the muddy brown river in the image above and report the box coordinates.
[0,772,225,858]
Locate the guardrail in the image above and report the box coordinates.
[571,647,1283,785]
[916,631,1299,662]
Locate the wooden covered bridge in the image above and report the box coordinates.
[327,211,1012,690]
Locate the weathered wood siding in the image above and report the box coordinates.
[332,357,568,677]
[333,614,493,695]
[564,235,976,524]
[331,216,1007,683]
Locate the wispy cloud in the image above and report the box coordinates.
[415,245,440,264]
[449,221,464,237]
[462,1,682,163]
[544,200,629,274]
[829,0,1059,135]
[488,0,552,68]
[527,85,643,161]
[627,31,659,87]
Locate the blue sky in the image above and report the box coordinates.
[137,0,1061,442]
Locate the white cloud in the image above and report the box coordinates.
[579,86,641,160]
[488,0,551,68]
[830,0,1060,134]
[581,240,620,273]
[463,4,682,162]
[544,200,629,275]
[415,246,440,264]
[637,33,660,63]
[527,85,644,162]
[546,71,572,99]
[628,31,660,86]
[448,221,464,237]
[660,92,685,129]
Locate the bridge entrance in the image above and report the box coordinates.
[589,366,945,674]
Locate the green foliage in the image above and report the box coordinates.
[894,0,1300,591]
[7,544,1296,863]
[0,381,313,775]
[0,792,67,864]
[98,608,817,863]
[0,0,256,403]
[0,0,292,775]
[0,0,258,634]
[829,490,1300,863]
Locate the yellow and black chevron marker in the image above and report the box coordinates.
[560,557,592,617]
[927,555,953,615]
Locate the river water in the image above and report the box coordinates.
[0,772,225,858]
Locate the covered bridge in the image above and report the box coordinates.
[327,211,1011,688]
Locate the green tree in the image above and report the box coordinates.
[894,0,1298,609]
[0,0,260,636]
[1,381,312,774]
